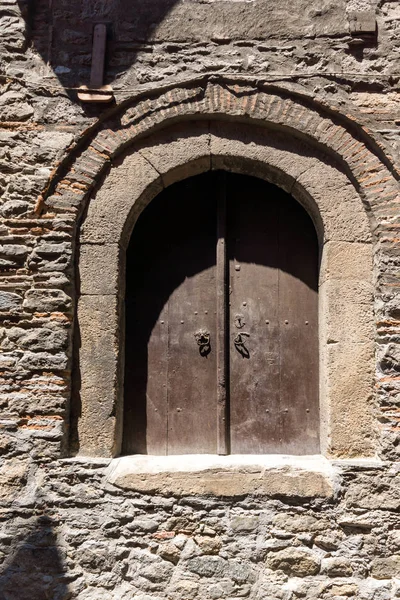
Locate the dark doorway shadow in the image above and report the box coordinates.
[0,516,70,600]
[123,171,319,456]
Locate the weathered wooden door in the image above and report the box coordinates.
[227,175,319,454]
[123,172,319,455]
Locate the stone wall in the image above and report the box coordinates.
[1,457,400,599]
[0,0,400,598]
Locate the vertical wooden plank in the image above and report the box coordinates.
[278,193,320,454]
[90,23,107,89]
[123,193,169,455]
[228,174,281,453]
[166,174,218,454]
[216,172,228,455]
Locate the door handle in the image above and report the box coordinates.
[234,332,250,358]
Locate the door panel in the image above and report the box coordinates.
[123,175,218,455]
[228,176,282,453]
[278,197,319,453]
[228,174,319,454]
[166,237,218,454]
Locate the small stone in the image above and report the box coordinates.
[23,289,71,312]
[152,530,175,540]
[388,530,400,551]
[314,533,341,551]
[173,534,187,550]
[228,560,256,584]
[8,327,68,352]
[0,244,29,260]
[165,516,196,533]
[379,343,400,373]
[158,542,180,564]
[371,556,400,579]
[18,351,68,371]
[273,513,328,533]
[0,291,23,311]
[230,515,259,532]
[167,579,199,600]
[203,525,217,536]
[0,459,28,501]
[194,535,222,555]
[128,518,159,533]
[329,583,358,597]
[321,557,353,577]
[0,199,30,218]
[262,538,292,552]
[186,555,226,577]
[266,547,321,577]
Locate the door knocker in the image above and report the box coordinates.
[194,330,211,357]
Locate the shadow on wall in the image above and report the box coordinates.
[18,0,181,94]
[0,516,70,600]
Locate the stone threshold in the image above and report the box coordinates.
[103,454,344,498]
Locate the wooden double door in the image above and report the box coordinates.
[123,172,319,456]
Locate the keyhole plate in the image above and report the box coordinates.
[234,314,245,329]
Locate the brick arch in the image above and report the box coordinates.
[43,77,399,242]
[57,76,399,459]
[75,118,376,459]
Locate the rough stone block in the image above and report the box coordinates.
[348,11,377,35]
[273,514,328,533]
[80,152,162,247]
[320,241,373,284]
[321,557,353,577]
[0,458,28,501]
[0,291,23,311]
[143,0,347,42]
[210,121,317,194]
[22,289,72,313]
[7,326,68,352]
[371,556,400,579]
[294,164,371,243]
[77,294,121,457]
[345,472,400,512]
[137,121,211,187]
[322,341,376,457]
[18,351,68,372]
[79,243,121,296]
[319,279,374,345]
[107,455,337,498]
[78,294,119,396]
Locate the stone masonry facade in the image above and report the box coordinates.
[0,0,400,599]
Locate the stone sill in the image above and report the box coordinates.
[105,454,342,498]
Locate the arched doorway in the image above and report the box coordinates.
[123,171,319,455]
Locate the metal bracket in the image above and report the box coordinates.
[348,11,377,43]
[78,24,113,103]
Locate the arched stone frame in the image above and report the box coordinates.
[77,119,375,459]
[38,77,400,459]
